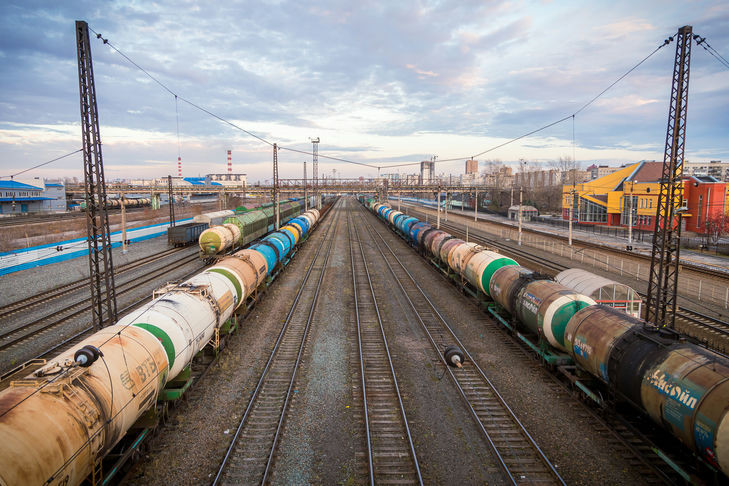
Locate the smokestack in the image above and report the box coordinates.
[178,156,182,177]
[227,150,232,174]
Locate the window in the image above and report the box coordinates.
[578,197,607,223]
[620,195,638,226]
[697,195,703,228]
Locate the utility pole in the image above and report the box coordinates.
[311,137,320,209]
[474,189,478,221]
[445,191,449,221]
[121,197,127,255]
[437,187,441,229]
[628,181,633,245]
[273,143,280,230]
[76,20,117,329]
[568,189,574,246]
[518,186,523,246]
[398,182,401,211]
[303,160,308,211]
[646,25,692,329]
[168,175,175,227]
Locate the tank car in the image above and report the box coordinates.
[565,305,729,473]
[0,204,324,486]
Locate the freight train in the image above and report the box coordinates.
[198,200,308,257]
[0,206,324,486]
[365,198,729,479]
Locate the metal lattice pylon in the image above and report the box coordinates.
[646,25,693,329]
[311,137,319,209]
[273,143,280,229]
[168,175,175,227]
[76,20,117,329]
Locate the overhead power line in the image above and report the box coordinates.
[88,27,380,169]
[693,34,729,70]
[1,149,83,179]
[89,26,678,173]
[378,35,675,169]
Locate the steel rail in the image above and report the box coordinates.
[358,204,565,486]
[402,202,729,281]
[0,252,201,352]
[213,200,342,486]
[374,203,696,483]
[347,200,423,485]
[0,246,190,321]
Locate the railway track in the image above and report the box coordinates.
[0,251,202,354]
[0,246,191,321]
[357,205,565,485]
[0,207,149,227]
[347,204,423,485]
[403,202,729,281]
[213,201,342,485]
[382,206,693,483]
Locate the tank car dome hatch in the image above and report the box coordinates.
[555,268,642,318]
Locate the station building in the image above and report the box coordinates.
[561,161,728,235]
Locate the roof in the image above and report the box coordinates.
[183,177,204,185]
[627,161,663,183]
[44,183,64,187]
[556,268,641,301]
[689,175,721,183]
[508,205,538,212]
[0,180,43,191]
[0,197,55,202]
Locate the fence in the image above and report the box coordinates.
[472,220,729,310]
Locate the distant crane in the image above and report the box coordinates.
[645,25,693,329]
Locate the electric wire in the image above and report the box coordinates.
[175,95,182,160]
[693,34,729,70]
[88,27,382,170]
[1,149,83,180]
[378,36,674,169]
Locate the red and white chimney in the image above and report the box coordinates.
[178,156,182,177]
[227,150,232,174]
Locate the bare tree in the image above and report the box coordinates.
[552,155,581,185]
[704,214,728,247]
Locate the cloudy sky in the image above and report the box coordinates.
[0,0,727,183]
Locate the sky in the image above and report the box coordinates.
[0,0,727,183]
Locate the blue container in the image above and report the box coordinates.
[250,242,278,274]
[265,231,292,257]
[400,217,419,234]
[263,233,288,258]
[291,216,310,234]
[393,213,407,228]
[409,222,431,243]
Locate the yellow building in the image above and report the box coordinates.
[562,161,728,234]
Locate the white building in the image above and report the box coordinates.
[0,179,66,214]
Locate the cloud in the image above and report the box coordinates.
[0,0,727,183]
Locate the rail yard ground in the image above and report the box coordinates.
[123,199,644,484]
[2,197,724,484]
